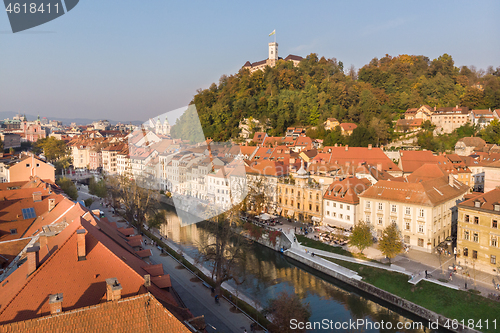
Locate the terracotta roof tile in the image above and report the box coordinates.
[0,293,190,333]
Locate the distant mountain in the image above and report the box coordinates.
[0,111,143,126]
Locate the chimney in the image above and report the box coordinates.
[106,278,123,301]
[77,229,87,261]
[368,144,372,150]
[48,198,56,212]
[144,274,151,288]
[26,245,40,276]
[49,293,63,314]
[345,145,349,151]
[334,143,338,147]
[377,163,383,172]
[32,191,42,202]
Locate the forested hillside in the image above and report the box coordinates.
[173,53,500,143]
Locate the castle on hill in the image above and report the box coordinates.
[243,42,303,73]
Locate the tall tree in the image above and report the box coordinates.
[56,177,78,201]
[349,221,373,254]
[264,291,311,333]
[378,223,403,264]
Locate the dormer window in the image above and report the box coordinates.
[475,201,481,208]
[495,205,500,212]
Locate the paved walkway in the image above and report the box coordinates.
[286,224,500,296]
[77,189,257,333]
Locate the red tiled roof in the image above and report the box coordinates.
[0,293,190,333]
[360,175,468,206]
[340,123,357,131]
[245,160,288,177]
[151,275,172,289]
[399,150,438,173]
[142,264,164,277]
[459,189,500,211]
[321,147,401,173]
[0,217,179,325]
[323,177,371,204]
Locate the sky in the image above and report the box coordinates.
[1,0,499,123]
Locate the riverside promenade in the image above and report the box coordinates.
[77,189,258,333]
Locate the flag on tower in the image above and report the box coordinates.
[269,30,275,36]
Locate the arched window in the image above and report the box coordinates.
[463,248,468,257]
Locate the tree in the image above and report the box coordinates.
[84,198,94,207]
[34,137,69,163]
[89,177,108,198]
[106,173,160,228]
[197,207,247,296]
[348,126,376,147]
[57,177,78,201]
[264,291,311,333]
[349,221,373,254]
[378,223,403,263]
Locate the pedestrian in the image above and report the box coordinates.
[465,282,467,289]
[449,272,453,281]
[425,270,428,278]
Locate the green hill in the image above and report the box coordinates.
[173,53,500,144]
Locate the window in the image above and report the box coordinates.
[418,209,424,218]
[309,204,312,211]
[378,217,383,225]
[418,238,424,247]
[347,206,350,211]
[491,255,497,265]
[492,237,497,247]
[279,198,282,204]
[405,207,411,215]
[495,205,500,212]
[316,193,319,200]
[26,163,30,167]
[297,203,300,209]
[391,219,397,225]
[472,250,477,259]
[391,205,397,213]
[366,215,370,223]
[464,230,470,240]
[326,211,330,216]
[493,220,498,229]
[347,215,350,221]
[475,201,481,208]
[333,212,336,217]
[378,203,383,211]
[298,191,301,197]
[418,224,424,233]
[405,221,410,230]
[333,203,336,208]
[21,207,36,219]
[473,233,479,242]
[10,229,17,235]
[465,214,469,223]
[474,216,479,224]
[340,214,343,219]
[309,192,312,199]
[463,248,468,257]
[316,205,319,212]
[366,201,371,209]
[404,235,410,243]
[326,201,329,206]
[340,204,343,209]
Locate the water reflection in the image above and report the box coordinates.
[160,205,441,332]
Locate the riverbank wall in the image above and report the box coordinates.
[159,197,478,333]
[285,250,478,333]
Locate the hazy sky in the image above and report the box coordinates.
[1,0,499,122]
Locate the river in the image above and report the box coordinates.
[159,204,446,333]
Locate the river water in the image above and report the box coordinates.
[159,204,446,332]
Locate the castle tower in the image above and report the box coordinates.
[268,42,278,67]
